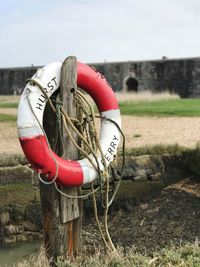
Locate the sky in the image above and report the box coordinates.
[1,0,200,68]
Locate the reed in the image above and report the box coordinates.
[116,90,180,103]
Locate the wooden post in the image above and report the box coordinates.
[40,56,81,265]
[60,56,81,257]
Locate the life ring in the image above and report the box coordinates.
[17,61,121,186]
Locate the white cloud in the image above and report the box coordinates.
[1,0,200,67]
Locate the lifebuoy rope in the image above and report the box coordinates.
[25,78,125,198]
[26,79,104,196]
[25,75,125,253]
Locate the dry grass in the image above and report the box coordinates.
[13,247,49,267]
[116,90,180,103]
[84,91,180,108]
[0,91,179,105]
[13,241,200,267]
[0,91,179,111]
[0,95,20,103]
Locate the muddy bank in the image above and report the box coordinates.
[83,178,200,254]
[0,152,187,246]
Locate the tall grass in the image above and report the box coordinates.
[119,98,200,116]
[0,95,20,104]
[126,144,185,156]
[13,241,200,267]
[85,91,181,115]
[12,247,49,267]
[0,95,19,109]
[0,103,18,108]
[0,91,180,110]
[116,90,180,103]
[0,114,16,122]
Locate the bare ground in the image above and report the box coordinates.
[83,178,200,254]
[1,111,200,154]
[0,108,17,115]
[0,122,21,154]
[123,115,200,149]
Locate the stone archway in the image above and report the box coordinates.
[124,76,139,92]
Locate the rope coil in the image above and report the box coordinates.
[26,79,125,252]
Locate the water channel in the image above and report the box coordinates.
[0,240,41,266]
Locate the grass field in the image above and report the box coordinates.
[0,96,18,121]
[0,95,20,102]
[116,91,200,117]
[89,91,200,117]
[119,98,200,117]
[115,91,180,102]
[0,95,19,108]
[0,102,18,108]
[0,114,16,122]
[1,93,200,117]
[6,98,200,122]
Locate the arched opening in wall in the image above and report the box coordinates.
[125,77,139,92]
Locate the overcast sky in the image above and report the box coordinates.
[1,0,200,68]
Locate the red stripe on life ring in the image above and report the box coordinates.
[20,135,84,186]
[77,62,119,112]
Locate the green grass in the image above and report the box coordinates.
[0,153,26,167]
[125,144,186,156]
[0,183,32,193]
[0,114,16,122]
[0,102,18,108]
[0,183,39,207]
[2,96,200,118]
[120,98,200,116]
[0,95,19,108]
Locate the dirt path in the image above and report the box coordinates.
[0,108,17,115]
[123,115,200,148]
[0,122,21,154]
[1,115,200,154]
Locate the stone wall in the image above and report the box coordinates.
[92,58,195,97]
[0,155,42,245]
[1,57,200,97]
[0,66,38,95]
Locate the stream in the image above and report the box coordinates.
[0,240,41,267]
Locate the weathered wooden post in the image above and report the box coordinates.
[40,56,81,264]
[59,56,81,257]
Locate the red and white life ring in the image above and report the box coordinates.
[17,61,121,186]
